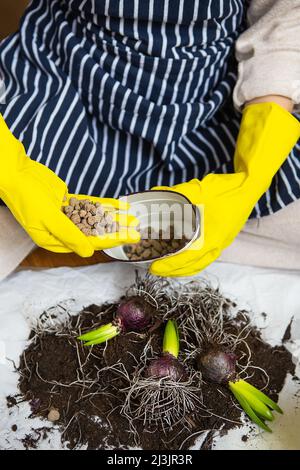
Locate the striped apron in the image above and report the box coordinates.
[1,0,300,218]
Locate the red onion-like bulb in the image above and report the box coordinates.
[145,320,186,382]
[146,353,188,382]
[198,349,237,384]
[117,296,153,332]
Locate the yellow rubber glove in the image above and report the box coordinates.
[150,102,300,277]
[0,114,140,256]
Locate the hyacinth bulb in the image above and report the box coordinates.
[117,296,153,332]
[146,353,187,382]
[198,349,237,384]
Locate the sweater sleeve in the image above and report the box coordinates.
[233,0,300,111]
[0,207,34,281]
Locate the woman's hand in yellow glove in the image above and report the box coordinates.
[149,174,251,277]
[150,102,300,277]
[0,115,140,257]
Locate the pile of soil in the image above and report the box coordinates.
[9,293,295,450]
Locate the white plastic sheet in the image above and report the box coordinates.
[0,262,299,450]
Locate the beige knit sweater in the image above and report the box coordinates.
[1,0,300,280]
[234,0,300,110]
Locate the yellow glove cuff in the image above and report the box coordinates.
[234,102,300,188]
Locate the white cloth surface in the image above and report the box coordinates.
[0,262,299,449]
[234,0,300,109]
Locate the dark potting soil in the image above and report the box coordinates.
[11,297,295,451]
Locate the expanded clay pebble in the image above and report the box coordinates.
[62,197,119,236]
[124,226,189,261]
[47,408,60,422]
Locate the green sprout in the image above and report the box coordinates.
[229,379,283,432]
[163,319,180,359]
[78,322,119,346]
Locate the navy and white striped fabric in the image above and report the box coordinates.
[1,0,300,218]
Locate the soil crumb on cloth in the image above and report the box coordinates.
[7,277,295,450]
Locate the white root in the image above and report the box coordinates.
[121,372,204,435]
